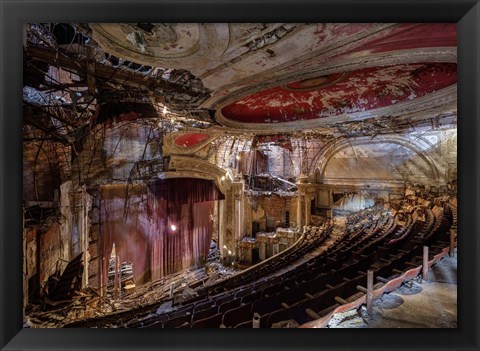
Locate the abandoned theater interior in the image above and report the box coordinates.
[22,23,457,328]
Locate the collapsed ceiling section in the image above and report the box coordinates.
[23,22,457,145]
[24,23,215,146]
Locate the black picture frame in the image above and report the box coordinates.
[1,0,479,350]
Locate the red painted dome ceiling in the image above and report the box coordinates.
[341,23,456,55]
[221,62,457,124]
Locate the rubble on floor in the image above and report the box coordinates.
[206,240,220,262]
[204,262,238,279]
[24,250,238,328]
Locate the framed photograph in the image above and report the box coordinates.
[1,1,479,350]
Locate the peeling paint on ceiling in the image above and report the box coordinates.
[221,63,457,124]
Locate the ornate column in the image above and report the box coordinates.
[256,235,267,261]
[297,177,317,228]
[304,194,312,226]
[272,241,280,256]
[220,186,235,266]
[304,185,317,226]
[69,184,93,289]
[296,178,307,230]
[233,181,244,242]
[80,185,93,288]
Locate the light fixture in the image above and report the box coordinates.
[236,155,240,160]
[221,176,225,181]
[170,224,177,232]
[223,245,227,249]
[228,250,232,255]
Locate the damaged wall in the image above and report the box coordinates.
[314,128,457,186]
[332,192,376,212]
[23,179,93,303]
[23,139,71,202]
[324,143,436,183]
[243,193,297,235]
[264,145,296,180]
[72,120,163,185]
[86,186,102,291]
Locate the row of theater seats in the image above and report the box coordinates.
[206,224,333,295]
[127,204,410,328]
[68,195,455,328]
[122,224,334,328]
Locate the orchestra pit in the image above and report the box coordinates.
[22,23,457,328]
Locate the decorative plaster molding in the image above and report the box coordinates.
[162,129,220,156]
[203,46,456,109]
[91,23,230,69]
[213,84,457,133]
[313,135,442,183]
[200,23,397,94]
[167,155,231,193]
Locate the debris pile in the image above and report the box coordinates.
[204,262,238,278]
[256,231,277,238]
[207,240,220,262]
[24,257,240,328]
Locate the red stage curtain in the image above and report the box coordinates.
[147,178,224,280]
[100,179,224,288]
[100,184,151,287]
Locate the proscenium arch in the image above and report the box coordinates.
[314,136,441,183]
[166,155,232,195]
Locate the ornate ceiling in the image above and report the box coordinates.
[91,23,230,70]
[220,63,457,124]
[21,22,456,140]
[89,23,457,135]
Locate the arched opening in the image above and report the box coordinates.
[321,141,440,184]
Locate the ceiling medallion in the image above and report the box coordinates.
[91,23,230,69]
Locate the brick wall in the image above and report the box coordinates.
[246,193,297,233]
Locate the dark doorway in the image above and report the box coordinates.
[252,248,260,264]
[252,221,260,237]
[28,274,40,303]
[285,211,290,227]
[333,192,344,203]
